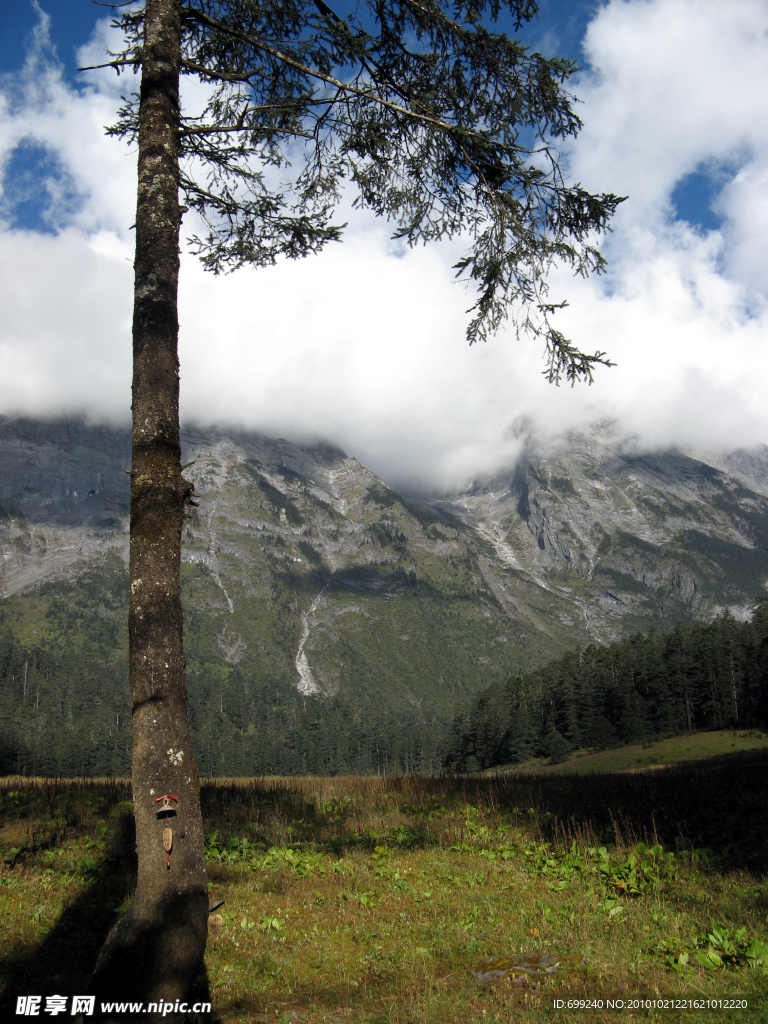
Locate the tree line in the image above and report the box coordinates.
[4,602,768,778]
[6,601,768,779]
[445,602,768,772]
[0,618,449,778]
[0,623,132,778]
[189,663,448,778]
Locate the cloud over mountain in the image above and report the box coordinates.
[0,0,766,491]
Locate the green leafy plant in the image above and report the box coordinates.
[694,925,767,971]
[609,843,678,896]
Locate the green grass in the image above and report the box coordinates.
[1,758,768,1022]
[495,729,768,776]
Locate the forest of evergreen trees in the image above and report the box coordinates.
[0,622,132,777]
[187,661,447,777]
[3,599,767,778]
[0,619,447,778]
[445,602,768,772]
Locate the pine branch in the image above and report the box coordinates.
[181,5,526,152]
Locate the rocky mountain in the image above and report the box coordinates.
[425,424,768,645]
[1,417,767,776]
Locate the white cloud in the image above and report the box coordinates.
[570,0,768,196]
[0,0,767,491]
[0,227,133,421]
[1,16,135,236]
[568,0,768,290]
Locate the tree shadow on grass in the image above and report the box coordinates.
[521,749,768,874]
[0,810,214,1021]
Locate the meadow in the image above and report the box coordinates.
[1,750,767,1023]
[493,729,768,775]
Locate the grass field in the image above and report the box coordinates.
[496,729,768,776]
[1,755,768,1023]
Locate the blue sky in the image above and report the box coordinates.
[3,2,101,76]
[2,0,596,73]
[2,0,719,234]
[0,0,766,488]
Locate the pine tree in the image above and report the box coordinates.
[82,0,623,1003]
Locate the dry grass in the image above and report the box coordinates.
[1,763,768,1022]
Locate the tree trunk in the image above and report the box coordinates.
[91,0,208,1014]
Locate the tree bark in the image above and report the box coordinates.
[91,0,208,1015]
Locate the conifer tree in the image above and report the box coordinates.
[83,0,623,1006]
